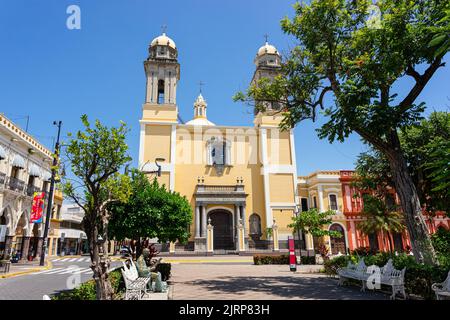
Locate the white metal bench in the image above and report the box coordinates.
[337,259,367,286]
[338,258,407,299]
[362,260,406,299]
[432,271,450,300]
[121,260,151,300]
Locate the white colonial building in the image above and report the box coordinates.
[0,114,54,259]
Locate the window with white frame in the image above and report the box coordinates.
[206,137,231,166]
[329,194,338,211]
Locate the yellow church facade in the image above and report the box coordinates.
[137,33,450,255]
[138,33,300,252]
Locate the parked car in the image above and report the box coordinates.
[120,246,131,257]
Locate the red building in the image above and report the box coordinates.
[339,170,449,253]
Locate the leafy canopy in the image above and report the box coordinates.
[355,112,450,213]
[62,115,132,241]
[235,0,448,150]
[357,194,405,237]
[108,169,193,244]
[289,208,342,238]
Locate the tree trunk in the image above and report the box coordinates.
[386,231,394,252]
[385,131,437,265]
[88,223,113,300]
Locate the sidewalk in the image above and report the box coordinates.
[1,259,52,279]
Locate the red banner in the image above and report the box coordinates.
[30,192,45,223]
[289,237,297,272]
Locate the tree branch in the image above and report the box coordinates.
[399,58,445,113]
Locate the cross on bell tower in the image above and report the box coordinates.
[198,80,205,94]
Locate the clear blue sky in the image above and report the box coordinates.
[1,0,449,175]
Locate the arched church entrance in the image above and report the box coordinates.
[208,209,234,250]
[329,223,347,255]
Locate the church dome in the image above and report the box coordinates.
[185,93,215,126]
[185,118,216,126]
[151,33,176,50]
[257,42,279,57]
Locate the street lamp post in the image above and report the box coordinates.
[140,157,165,177]
[39,121,62,266]
[294,205,303,265]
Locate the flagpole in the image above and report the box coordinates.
[39,121,62,266]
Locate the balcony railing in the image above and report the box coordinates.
[26,184,42,197]
[8,177,25,193]
[196,184,245,193]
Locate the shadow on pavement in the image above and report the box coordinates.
[182,276,388,300]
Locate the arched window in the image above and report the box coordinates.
[207,137,231,166]
[157,79,165,104]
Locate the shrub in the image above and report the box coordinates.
[300,256,316,265]
[431,227,450,268]
[352,247,376,256]
[323,255,356,276]
[52,268,124,300]
[325,253,450,299]
[253,254,289,265]
[155,263,172,281]
[431,227,450,254]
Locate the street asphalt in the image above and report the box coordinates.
[0,257,122,300]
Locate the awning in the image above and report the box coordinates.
[0,145,5,160]
[28,163,41,177]
[42,171,52,182]
[12,154,25,169]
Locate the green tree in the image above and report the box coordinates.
[289,208,342,240]
[355,112,450,214]
[235,0,449,264]
[62,115,131,300]
[109,169,192,259]
[357,194,405,252]
[429,4,450,58]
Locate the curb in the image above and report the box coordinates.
[161,259,254,263]
[0,259,53,279]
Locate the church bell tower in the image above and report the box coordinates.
[144,32,180,106]
[139,31,180,190]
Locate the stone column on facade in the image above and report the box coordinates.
[236,219,245,253]
[207,218,214,255]
[201,205,207,238]
[4,235,13,256]
[48,237,53,257]
[195,206,200,238]
[21,236,31,260]
[241,204,248,249]
[318,185,325,212]
[272,220,279,252]
[169,241,175,255]
[35,237,43,259]
[305,233,314,251]
[234,204,240,247]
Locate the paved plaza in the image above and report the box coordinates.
[169,258,388,300]
[0,255,390,300]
